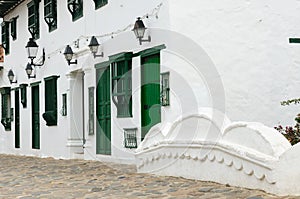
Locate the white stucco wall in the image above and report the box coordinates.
[1,0,299,166]
[168,0,300,127]
[0,0,171,162]
[135,113,300,196]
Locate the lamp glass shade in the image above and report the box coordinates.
[90,45,98,54]
[133,18,146,39]
[63,45,74,61]
[88,36,99,54]
[25,63,33,76]
[7,69,14,81]
[134,28,146,39]
[25,38,39,59]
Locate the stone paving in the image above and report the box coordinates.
[0,155,299,199]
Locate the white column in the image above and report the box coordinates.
[82,68,94,157]
[66,72,84,156]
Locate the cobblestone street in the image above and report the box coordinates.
[0,154,298,199]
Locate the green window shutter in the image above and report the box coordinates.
[15,89,20,148]
[42,75,59,126]
[0,87,11,131]
[110,52,133,118]
[93,0,108,9]
[27,1,40,39]
[10,17,17,41]
[1,22,10,55]
[45,78,56,111]
[31,84,40,149]
[44,0,57,32]
[20,84,28,108]
[67,0,83,22]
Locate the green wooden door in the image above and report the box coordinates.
[32,85,40,149]
[15,90,20,148]
[141,53,161,140]
[96,66,111,155]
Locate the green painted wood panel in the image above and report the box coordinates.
[20,84,28,108]
[10,17,17,40]
[67,0,83,21]
[44,0,57,32]
[32,85,40,149]
[1,87,11,131]
[43,76,59,126]
[27,0,40,39]
[1,21,10,55]
[141,53,161,140]
[96,65,111,155]
[289,38,300,43]
[93,0,107,9]
[15,90,20,148]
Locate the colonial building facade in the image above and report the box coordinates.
[0,0,174,163]
[0,0,299,166]
[3,0,300,195]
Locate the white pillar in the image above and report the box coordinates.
[66,72,84,156]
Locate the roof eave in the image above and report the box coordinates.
[0,0,25,18]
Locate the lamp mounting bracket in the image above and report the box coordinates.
[93,52,104,58]
[139,35,151,45]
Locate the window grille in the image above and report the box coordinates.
[161,72,170,106]
[124,128,137,149]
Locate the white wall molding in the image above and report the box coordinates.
[135,112,300,196]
